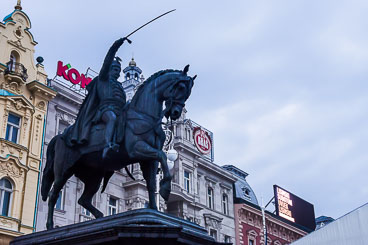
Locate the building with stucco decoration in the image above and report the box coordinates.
[0,1,56,243]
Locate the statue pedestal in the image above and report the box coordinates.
[11,209,228,245]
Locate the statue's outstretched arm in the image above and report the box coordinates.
[99,38,131,81]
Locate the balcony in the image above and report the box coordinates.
[4,61,28,83]
[169,182,195,203]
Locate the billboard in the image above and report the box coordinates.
[190,120,214,162]
[273,185,316,230]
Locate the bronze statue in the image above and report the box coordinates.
[40,38,196,229]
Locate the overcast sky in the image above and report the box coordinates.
[2,0,368,220]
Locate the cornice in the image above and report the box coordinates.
[26,80,57,101]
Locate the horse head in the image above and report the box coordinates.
[161,65,196,120]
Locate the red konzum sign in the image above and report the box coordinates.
[57,61,92,88]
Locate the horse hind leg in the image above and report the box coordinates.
[78,173,104,219]
[46,174,71,230]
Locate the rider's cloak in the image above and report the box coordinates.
[64,77,100,147]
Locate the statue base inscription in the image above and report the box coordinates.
[11,209,228,245]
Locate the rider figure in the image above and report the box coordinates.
[97,38,131,158]
[65,37,131,159]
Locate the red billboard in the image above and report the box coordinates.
[273,185,316,231]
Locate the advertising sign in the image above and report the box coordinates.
[56,61,92,88]
[193,127,212,155]
[273,185,316,230]
[190,120,214,162]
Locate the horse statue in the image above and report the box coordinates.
[40,65,196,230]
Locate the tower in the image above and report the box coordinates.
[122,58,144,102]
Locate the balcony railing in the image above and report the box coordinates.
[4,61,28,81]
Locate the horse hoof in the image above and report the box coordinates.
[159,179,171,201]
[46,223,53,230]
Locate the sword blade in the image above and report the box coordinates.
[126,9,176,38]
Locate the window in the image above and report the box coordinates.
[134,73,138,80]
[58,121,69,135]
[5,114,21,143]
[209,229,217,241]
[0,178,13,216]
[207,187,214,209]
[224,235,231,243]
[108,197,118,215]
[81,207,92,217]
[184,170,191,193]
[249,239,255,245]
[55,189,64,211]
[222,194,229,215]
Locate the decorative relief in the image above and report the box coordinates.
[125,197,147,210]
[14,26,24,39]
[37,101,46,110]
[7,39,26,51]
[34,114,43,142]
[203,213,223,229]
[56,111,76,125]
[2,110,9,133]
[22,116,29,141]
[0,218,13,228]
[0,159,25,178]
[1,81,21,94]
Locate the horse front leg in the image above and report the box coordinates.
[129,141,172,201]
[140,161,158,210]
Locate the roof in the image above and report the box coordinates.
[0,89,15,96]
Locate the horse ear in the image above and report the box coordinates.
[183,64,190,75]
[192,75,197,81]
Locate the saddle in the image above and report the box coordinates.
[63,109,127,155]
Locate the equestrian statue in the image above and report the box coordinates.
[40,37,196,230]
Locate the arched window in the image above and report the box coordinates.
[222,194,228,215]
[0,178,13,216]
[134,73,138,80]
[126,73,130,80]
[207,187,214,209]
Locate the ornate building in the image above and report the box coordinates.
[167,111,237,243]
[0,2,56,243]
[223,165,309,245]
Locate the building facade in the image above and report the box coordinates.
[36,59,236,243]
[223,165,308,245]
[0,2,56,243]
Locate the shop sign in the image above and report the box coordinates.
[56,61,92,88]
[193,127,212,155]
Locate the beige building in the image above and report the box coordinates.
[0,2,56,243]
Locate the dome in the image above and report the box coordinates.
[222,165,259,206]
[129,58,136,67]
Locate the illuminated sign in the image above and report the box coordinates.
[57,61,92,88]
[274,185,316,231]
[193,127,212,155]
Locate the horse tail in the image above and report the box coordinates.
[41,135,58,201]
[101,171,114,193]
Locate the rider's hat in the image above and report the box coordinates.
[111,57,122,69]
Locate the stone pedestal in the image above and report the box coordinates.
[11,209,229,245]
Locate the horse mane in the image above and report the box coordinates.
[131,69,182,105]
